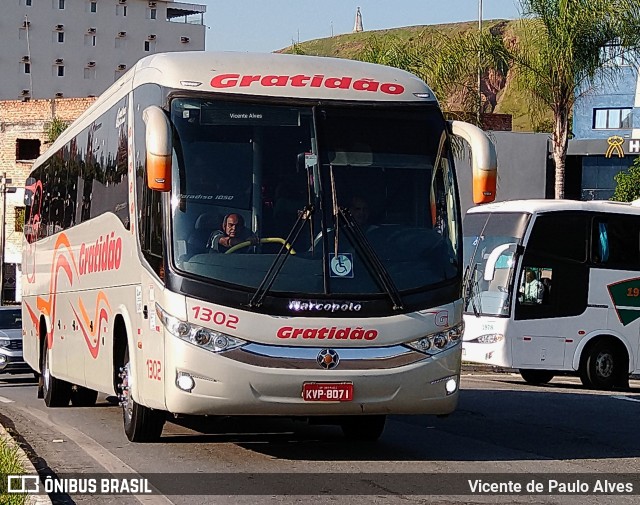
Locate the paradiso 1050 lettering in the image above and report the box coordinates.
[277,326,378,340]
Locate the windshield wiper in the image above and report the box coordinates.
[247,205,314,308]
[338,207,404,311]
[463,263,480,317]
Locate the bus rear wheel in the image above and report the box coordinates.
[119,349,165,442]
[580,340,618,390]
[519,369,555,385]
[42,347,72,407]
[340,415,386,442]
[70,385,98,407]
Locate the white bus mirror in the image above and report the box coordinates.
[449,120,497,204]
[143,105,172,192]
[484,243,517,281]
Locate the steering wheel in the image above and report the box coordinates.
[225,237,297,255]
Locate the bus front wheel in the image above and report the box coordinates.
[519,369,555,385]
[120,349,165,442]
[42,347,72,407]
[580,340,619,390]
[340,415,386,442]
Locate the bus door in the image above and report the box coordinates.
[513,212,590,368]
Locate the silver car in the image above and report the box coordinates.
[0,307,30,374]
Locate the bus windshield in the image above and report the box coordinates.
[463,212,530,316]
[170,98,460,296]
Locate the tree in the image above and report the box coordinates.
[46,117,69,143]
[512,0,640,198]
[611,157,640,202]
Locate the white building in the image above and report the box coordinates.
[2,0,206,100]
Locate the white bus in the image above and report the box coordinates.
[462,199,640,390]
[22,52,497,442]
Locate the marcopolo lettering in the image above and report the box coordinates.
[210,73,405,96]
[79,232,122,276]
[277,326,378,340]
[288,300,362,312]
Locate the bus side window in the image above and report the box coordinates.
[595,216,640,268]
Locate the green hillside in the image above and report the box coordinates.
[279,20,547,132]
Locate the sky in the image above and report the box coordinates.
[201,1,522,53]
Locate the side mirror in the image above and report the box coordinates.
[484,243,517,281]
[449,120,497,204]
[143,105,172,192]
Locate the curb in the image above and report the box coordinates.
[0,424,52,505]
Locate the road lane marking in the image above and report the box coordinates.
[11,404,174,505]
[611,395,640,403]
[0,396,14,403]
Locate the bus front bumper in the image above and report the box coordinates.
[163,339,461,416]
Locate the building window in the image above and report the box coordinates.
[16,139,41,161]
[58,65,65,77]
[593,108,632,129]
[59,0,65,9]
[144,41,150,51]
[150,8,157,20]
[90,1,97,13]
[117,5,128,16]
[26,0,32,6]
[24,63,30,74]
[58,32,65,43]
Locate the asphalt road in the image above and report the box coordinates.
[1,371,640,504]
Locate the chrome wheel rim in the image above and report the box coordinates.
[596,352,614,378]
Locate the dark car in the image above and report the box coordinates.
[0,307,30,374]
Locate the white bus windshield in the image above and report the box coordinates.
[463,212,529,316]
[170,98,459,296]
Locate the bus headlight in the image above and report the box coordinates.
[404,322,464,356]
[156,304,247,353]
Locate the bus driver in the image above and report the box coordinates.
[208,213,258,253]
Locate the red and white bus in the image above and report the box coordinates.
[22,51,496,442]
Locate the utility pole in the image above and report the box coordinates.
[0,172,17,306]
[477,0,483,126]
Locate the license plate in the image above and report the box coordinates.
[302,382,353,402]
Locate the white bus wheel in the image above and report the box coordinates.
[119,347,165,442]
[580,340,618,390]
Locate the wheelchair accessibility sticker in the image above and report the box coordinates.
[329,253,354,278]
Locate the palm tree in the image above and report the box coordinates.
[513,0,640,198]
